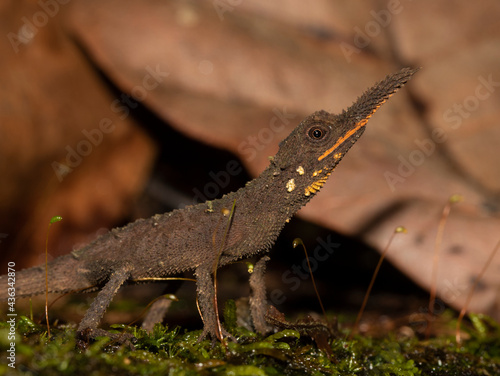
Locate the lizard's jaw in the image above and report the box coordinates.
[317,121,366,163]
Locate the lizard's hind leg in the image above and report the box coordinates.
[77,266,134,349]
[250,256,272,334]
[142,280,182,332]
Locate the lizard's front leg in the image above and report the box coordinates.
[195,265,233,342]
[249,256,272,334]
[77,265,133,349]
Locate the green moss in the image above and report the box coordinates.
[1,304,499,375]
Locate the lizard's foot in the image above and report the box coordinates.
[77,328,137,351]
[197,325,236,344]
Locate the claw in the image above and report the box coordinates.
[196,326,236,343]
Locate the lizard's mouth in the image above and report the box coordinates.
[318,122,367,162]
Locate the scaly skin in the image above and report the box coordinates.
[0,68,418,345]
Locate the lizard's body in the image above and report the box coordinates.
[14,165,299,292]
[0,68,418,343]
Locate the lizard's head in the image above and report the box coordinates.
[272,67,418,199]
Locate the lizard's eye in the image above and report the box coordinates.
[307,126,328,141]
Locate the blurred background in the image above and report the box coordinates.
[1,1,499,330]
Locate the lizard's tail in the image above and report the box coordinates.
[0,255,94,300]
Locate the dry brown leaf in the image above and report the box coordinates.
[0,1,156,267]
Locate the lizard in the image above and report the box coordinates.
[0,67,418,346]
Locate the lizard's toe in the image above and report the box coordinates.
[196,325,236,344]
[76,328,137,350]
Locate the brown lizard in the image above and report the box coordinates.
[0,68,418,345]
